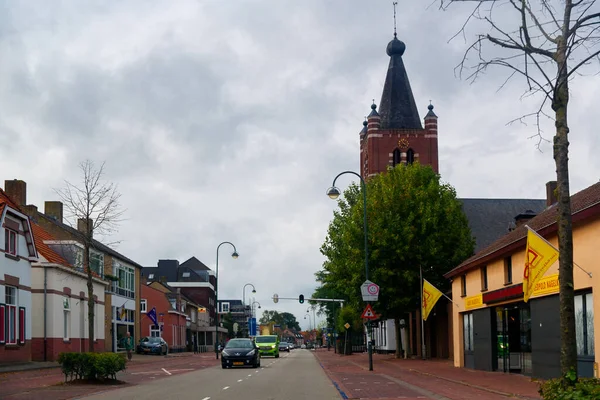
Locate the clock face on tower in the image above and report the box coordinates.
[398,138,409,149]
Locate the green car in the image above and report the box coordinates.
[255,335,280,358]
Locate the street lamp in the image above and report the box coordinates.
[327,170,373,371]
[243,283,256,308]
[215,241,239,360]
[251,301,261,319]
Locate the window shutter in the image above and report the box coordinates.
[19,307,25,345]
[0,304,5,344]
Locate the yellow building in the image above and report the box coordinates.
[445,181,600,379]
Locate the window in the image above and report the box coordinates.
[481,266,488,291]
[4,228,17,256]
[504,257,513,284]
[575,292,594,357]
[392,149,401,167]
[463,313,474,352]
[182,272,190,278]
[461,275,467,297]
[221,302,230,313]
[148,274,154,280]
[150,325,160,337]
[63,297,70,340]
[112,262,135,298]
[170,299,176,310]
[406,148,415,165]
[90,252,104,277]
[5,286,17,344]
[141,299,147,313]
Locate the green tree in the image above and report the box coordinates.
[259,310,301,331]
[438,0,600,377]
[319,163,474,358]
[222,312,235,339]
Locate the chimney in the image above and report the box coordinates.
[45,201,64,223]
[546,181,558,207]
[4,179,26,206]
[77,218,93,237]
[21,204,38,218]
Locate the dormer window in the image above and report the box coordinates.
[182,272,190,278]
[148,274,154,279]
[4,227,17,256]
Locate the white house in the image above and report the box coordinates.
[30,222,107,361]
[0,184,38,363]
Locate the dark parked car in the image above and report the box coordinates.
[137,336,168,355]
[221,338,261,369]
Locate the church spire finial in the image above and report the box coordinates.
[393,2,398,38]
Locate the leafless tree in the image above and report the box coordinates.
[55,160,124,352]
[438,0,600,377]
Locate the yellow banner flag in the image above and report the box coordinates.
[422,279,443,321]
[523,229,559,302]
[120,306,127,320]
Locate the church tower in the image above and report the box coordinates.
[360,33,439,179]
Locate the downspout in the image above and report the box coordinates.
[43,266,47,362]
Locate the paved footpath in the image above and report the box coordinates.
[0,352,219,400]
[314,349,542,400]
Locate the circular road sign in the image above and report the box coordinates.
[367,283,379,296]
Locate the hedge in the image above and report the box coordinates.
[57,352,126,382]
[539,369,600,400]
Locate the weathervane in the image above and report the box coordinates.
[393,2,398,37]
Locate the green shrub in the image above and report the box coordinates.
[58,352,126,382]
[539,377,600,399]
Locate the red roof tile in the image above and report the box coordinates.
[31,222,71,267]
[0,188,22,212]
[445,182,600,278]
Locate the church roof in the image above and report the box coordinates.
[378,35,422,130]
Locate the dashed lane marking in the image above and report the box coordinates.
[238,379,243,382]
[201,397,210,400]
[223,386,230,390]
[161,368,172,375]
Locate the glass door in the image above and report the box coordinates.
[496,307,509,372]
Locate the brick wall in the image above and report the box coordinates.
[0,341,31,363]
[31,338,106,361]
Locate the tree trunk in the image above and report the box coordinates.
[553,34,577,377]
[394,317,402,359]
[85,242,95,353]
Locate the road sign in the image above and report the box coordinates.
[273,294,279,303]
[344,322,350,329]
[361,280,380,302]
[361,304,377,320]
[233,322,239,333]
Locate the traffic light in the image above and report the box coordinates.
[299,294,304,304]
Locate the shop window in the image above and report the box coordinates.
[461,275,467,297]
[463,313,474,352]
[504,257,513,284]
[481,266,488,291]
[575,292,594,356]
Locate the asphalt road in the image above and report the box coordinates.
[82,350,341,400]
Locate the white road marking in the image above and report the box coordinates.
[248,374,252,377]
[162,368,172,375]
[223,386,230,390]
[238,379,243,382]
[201,397,210,400]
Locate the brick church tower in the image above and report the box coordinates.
[360,33,438,179]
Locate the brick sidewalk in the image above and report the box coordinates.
[314,349,542,399]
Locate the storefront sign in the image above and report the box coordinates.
[532,274,559,297]
[465,294,483,310]
[482,283,523,305]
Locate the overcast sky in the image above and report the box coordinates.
[1,1,598,330]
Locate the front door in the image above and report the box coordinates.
[494,304,532,375]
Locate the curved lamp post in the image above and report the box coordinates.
[215,241,239,359]
[243,283,256,308]
[251,301,261,320]
[327,170,373,371]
